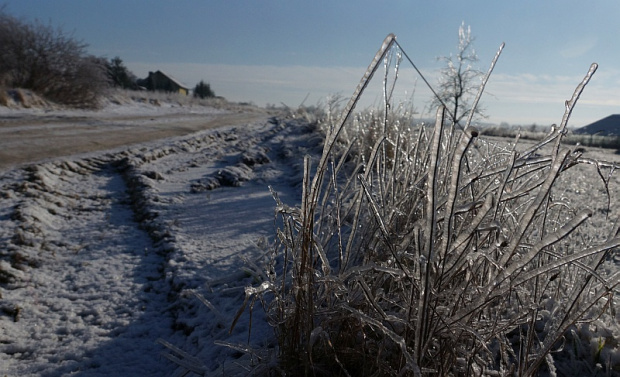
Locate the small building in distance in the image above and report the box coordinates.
[573,114,620,136]
[138,70,189,95]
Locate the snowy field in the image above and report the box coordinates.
[1,102,620,376]
[0,104,323,376]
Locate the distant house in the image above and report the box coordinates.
[574,114,620,136]
[139,70,190,95]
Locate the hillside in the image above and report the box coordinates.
[574,114,620,136]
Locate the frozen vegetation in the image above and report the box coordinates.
[0,91,619,376]
[1,35,620,377]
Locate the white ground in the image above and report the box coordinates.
[0,103,323,376]
[1,103,619,376]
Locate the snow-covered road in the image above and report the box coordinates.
[0,111,323,376]
[0,104,268,170]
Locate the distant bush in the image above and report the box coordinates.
[564,133,620,149]
[482,125,548,142]
[193,80,215,99]
[482,126,620,150]
[106,56,138,90]
[0,9,109,108]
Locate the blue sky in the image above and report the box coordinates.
[5,1,620,127]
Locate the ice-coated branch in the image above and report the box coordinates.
[464,42,505,131]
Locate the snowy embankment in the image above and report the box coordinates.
[0,111,323,376]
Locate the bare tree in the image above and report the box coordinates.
[0,10,109,108]
[432,23,484,125]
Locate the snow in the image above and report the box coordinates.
[1,102,619,375]
[0,106,322,376]
[0,95,226,118]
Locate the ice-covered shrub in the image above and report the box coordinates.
[238,35,620,375]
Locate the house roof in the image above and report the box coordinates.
[573,114,620,136]
[154,70,189,90]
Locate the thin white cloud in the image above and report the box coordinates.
[486,73,579,104]
[485,68,620,126]
[559,36,598,59]
[125,62,620,127]
[127,62,426,109]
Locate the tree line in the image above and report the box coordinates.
[0,9,216,108]
[0,6,484,122]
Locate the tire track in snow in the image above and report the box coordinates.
[0,115,325,375]
[0,158,179,376]
[121,117,326,374]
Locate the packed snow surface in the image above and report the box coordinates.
[0,106,322,376]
